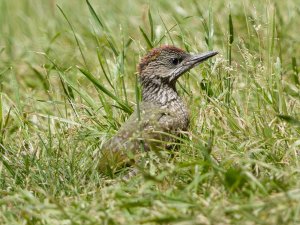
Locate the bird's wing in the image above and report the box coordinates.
[99,103,179,173]
[104,103,175,147]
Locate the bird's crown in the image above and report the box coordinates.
[138,45,186,74]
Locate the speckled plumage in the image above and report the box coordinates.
[99,46,218,171]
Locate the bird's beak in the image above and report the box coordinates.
[170,51,218,82]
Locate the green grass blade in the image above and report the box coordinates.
[0,47,5,55]
[86,0,105,29]
[159,13,174,46]
[139,26,153,49]
[0,144,16,177]
[86,0,119,56]
[148,8,154,43]
[77,66,132,114]
[57,4,88,69]
[277,115,300,126]
[28,64,50,91]
[292,57,299,85]
[96,49,115,89]
[207,3,214,50]
[226,9,234,105]
[229,12,234,46]
[59,73,97,110]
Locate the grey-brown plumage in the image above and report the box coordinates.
[100,46,218,172]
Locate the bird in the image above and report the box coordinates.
[99,45,218,173]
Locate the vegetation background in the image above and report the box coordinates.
[0,0,300,224]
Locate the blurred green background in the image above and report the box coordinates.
[1,0,299,97]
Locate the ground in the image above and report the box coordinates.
[0,0,300,224]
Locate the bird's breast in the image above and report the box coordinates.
[142,83,190,130]
[166,98,189,131]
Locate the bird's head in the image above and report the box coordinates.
[138,46,218,86]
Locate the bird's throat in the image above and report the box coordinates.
[142,82,179,106]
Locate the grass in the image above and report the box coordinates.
[0,0,300,224]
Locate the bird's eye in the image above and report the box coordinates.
[171,57,183,65]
